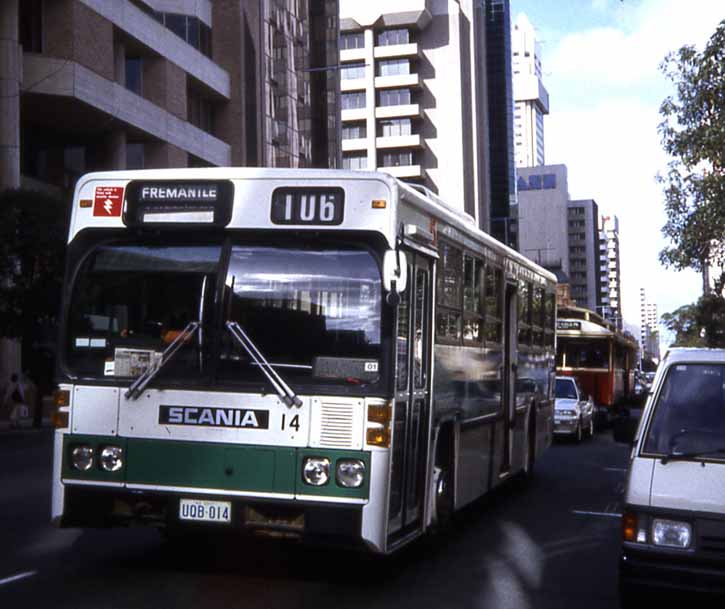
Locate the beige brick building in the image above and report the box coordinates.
[0,0,340,195]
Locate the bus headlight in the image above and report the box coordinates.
[71,445,94,471]
[303,457,330,486]
[336,459,365,488]
[100,446,124,472]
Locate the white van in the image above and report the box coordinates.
[616,348,725,603]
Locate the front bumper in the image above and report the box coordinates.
[61,485,365,547]
[553,419,578,435]
[621,544,725,594]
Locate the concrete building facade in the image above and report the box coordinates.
[516,164,569,275]
[639,287,660,361]
[511,12,548,168]
[601,214,622,328]
[0,0,340,196]
[337,0,493,231]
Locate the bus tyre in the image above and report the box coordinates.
[433,465,453,530]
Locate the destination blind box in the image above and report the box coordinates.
[124,180,234,227]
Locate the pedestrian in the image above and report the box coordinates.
[2,373,29,427]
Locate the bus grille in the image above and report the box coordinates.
[320,402,355,447]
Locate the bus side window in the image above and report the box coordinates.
[544,293,555,346]
[436,241,462,343]
[517,280,531,345]
[463,254,483,343]
[532,286,545,346]
[484,264,502,344]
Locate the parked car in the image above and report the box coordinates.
[554,376,595,442]
[615,348,725,603]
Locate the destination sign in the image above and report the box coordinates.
[557,320,581,331]
[124,180,234,227]
[270,187,344,226]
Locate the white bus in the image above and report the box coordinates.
[51,168,556,553]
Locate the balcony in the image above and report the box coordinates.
[375,73,421,89]
[341,108,368,122]
[378,165,424,179]
[22,55,230,166]
[79,0,230,99]
[341,78,367,92]
[341,138,368,152]
[376,134,423,149]
[374,43,420,60]
[375,104,423,119]
[341,48,367,62]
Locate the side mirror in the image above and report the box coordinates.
[383,250,407,294]
[613,414,639,445]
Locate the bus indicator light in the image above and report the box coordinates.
[371,200,387,209]
[79,199,92,208]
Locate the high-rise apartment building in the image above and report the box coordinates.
[639,288,660,361]
[0,0,340,195]
[511,13,548,168]
[601,215,622,328]
[567,199,601,312]
[337,0,494,231]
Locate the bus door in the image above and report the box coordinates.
[388,253,432,536]
[501,281,518,475]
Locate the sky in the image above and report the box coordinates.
[510,0,725,344]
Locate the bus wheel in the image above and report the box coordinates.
[433,465,453,529]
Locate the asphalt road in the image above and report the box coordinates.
[0,425,632,609]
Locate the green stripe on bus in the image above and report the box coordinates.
[62,435,370,499]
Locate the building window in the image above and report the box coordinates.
[376,28,410,46]
[380,151,413,167]
[125,57,143,95]
[341,91,366,110]
[377,88,411,107]
[154,12,212,57]
[341,31,364,50]
[342,152,367,170]
[377,58,410,77]
[379,118,412,137]
[188,88,214,134]
[342,122,366,139]
[19,0,43,53]
[126,143,145,169]
[340,62,365,80]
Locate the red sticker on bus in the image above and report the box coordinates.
[93,186,124,217]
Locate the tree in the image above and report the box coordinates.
[0,188,67,404]
[662,294,725,348]
[658,19,725,290]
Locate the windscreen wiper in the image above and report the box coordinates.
[661,448,725,465]
[125,321,200,400]
[225,321,303,408]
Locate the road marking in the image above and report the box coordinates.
[603,467,627,472]
[0,571,37,586]
[572,510,622,518]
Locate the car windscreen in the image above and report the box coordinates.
[643,363,725,455]
[555,378,577,399]
[65,244,221,378]
[218,245,382,386]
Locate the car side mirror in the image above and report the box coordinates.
[613,414,639,444]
